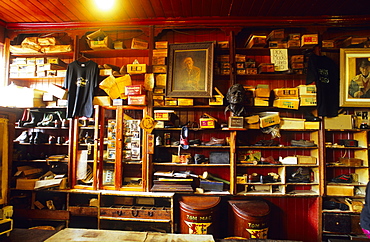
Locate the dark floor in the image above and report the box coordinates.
[0,228,58,242]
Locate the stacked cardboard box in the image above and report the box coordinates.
[273,88,299,109]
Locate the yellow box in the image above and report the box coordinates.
[327,185,354,196]
[89,36,113,50]
[300,95,317,106]
[155,41,168,49]
[305,121,320,130]
[164,98,177,106]
[296,155,317,164]
[200,118,215,129]
[154,110,175,121]
[298,85,317,95]
[178,98,193,106]
[255,84,270,97]
[259,112,280,128]
[93,96,112,106]
[153,49,167,57]
[273,98,300,109]
[127,64,146,74]
[16,178,38,190]
[324,115,353,129]
[280,118,305,129]
[273,88,299,98]
[254,97,269,106]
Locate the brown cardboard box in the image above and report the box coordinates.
[16,178,38,190]
[324,115,353,129]
[89,36,113,50]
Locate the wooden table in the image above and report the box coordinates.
[45,228,215,242]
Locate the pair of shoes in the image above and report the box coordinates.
[288,167,311,183]
[254,140,279,146]
[332,174,353,183]
[290,140,316,147]
[201,137,225,146]
[323,200,349,211]
[180,126,189,149]
[260,156,281,165]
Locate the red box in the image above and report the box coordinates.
[128,95,146,105]
[125,85,145,96]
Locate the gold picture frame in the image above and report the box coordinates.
[166,42,214,98]
[340,48,370,107]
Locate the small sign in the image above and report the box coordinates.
[270,49,288,71]
[228,116,244,129]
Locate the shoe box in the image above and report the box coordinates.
[324,114,353,129]
[327,185,354,196]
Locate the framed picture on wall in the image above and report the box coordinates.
[166,42,214,98]
[340,48,370,107]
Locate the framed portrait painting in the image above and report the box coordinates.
[166,42,214,98]
[340,48,370,107]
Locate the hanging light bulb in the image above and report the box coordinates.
[94,0,115,11]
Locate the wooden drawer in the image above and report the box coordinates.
[351,214,362,235]
[323,213,351,233]
[69,206,98,217]
[100,206,171,220]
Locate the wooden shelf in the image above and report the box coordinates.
[80,49,149,58]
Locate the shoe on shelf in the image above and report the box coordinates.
[254,140,279,146]
[323,200,349,211]
[290,139,316,147]
[201,137,225,146]
[288,167,311,183]
[180,126,189,149]
[15,131,30,143]
[260,156,281,165]
[331,174,353,183]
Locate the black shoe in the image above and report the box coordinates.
[332,174,352,183]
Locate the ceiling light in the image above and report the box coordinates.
[94,0,115,11]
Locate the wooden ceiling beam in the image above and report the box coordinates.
[5,15,370,31]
